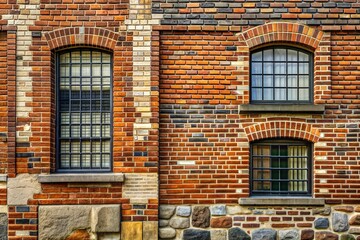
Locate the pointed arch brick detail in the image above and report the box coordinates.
[239,22,324,50]
[244,121,320,143]
[44,27,120,51]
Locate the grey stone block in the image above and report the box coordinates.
[210,205,226,216]
[333,213,349,232]
[252,229,277,240]
[160,206,176,219]
[279,229,300,240]
[177,206,191,217]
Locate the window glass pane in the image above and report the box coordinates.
[103,78,111,85]
[102,64,111,76]
[299,63,309,74]
[61,142,70,153]
[264,63,273,74]
[264,76,273,87]
[92,64,102,76]
[60,66,70,77]
[60,154,70,168]
[82,51,91,63]
[102,53,111,63]
[82,125,91,137]
[82,64,91,76]
[287,76,297,87]
[274,49,286,61]
[71,154,80,167]
[264,89,273,101]
[275,88,286,100]
[72,64,81,76]
[288,89,298,101]
[252,63,262,74]
[102,125,111,137]
[275,63,285,74]
[288,49,298,61]
[299,52,309,61]
[299,76,309,87]
[61,113,70,124]
[251,88,262,101]
[275,76,286,87]
[252,51,262,61]
[60,53,70,63]
[263,49,273,61]
[288,63,297,74]
[102,141,110,153]
[102,155,111,168]
[71,52,81,63]
[92,52,102,62]
[299,89,309,101]
[252,75,262,87]
[61,126,70,137]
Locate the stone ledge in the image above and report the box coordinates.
[0,174,7,182]
[239,198,325,206]
[38,173,124,183]
[239,104,325,113]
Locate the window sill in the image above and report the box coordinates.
[38,173,124,183]
[239,197,325,206]
[239,104,325,113]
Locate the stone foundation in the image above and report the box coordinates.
[159,204,360,240]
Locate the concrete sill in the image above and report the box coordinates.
[239,104,325,113]
[38,173,124,183]
[239,198,325,206]
[0,174,7,182]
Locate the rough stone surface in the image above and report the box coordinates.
[121,222,142,240]
[340,234,355,240]
[39,205,121,240]
[210,230,227,240]
[228,228,251,240]
[210,217,232,228]
[143,221,158,240]
[8,174,41,205]
[192,206,210,228]
[349,228,360,234]
[91,205,120,232]
[169,217,190,229]
[0,213,7,240]
[349,215,360,225]
[312,207,331,216]
[334,206,354,213]
[183,229,211,240]
[159,220,169,227]
[226,206,252,215]
[177,206,191,217]
[314,218,329,229]
[301,229,314,240]
[252,229,277,240]
[210,205,226,216]
[279,229,299,240]
[333,213,349,232]
[159,227,176,239]
[315,231,339,240]
[39,205,91,240]
[65,230,91,240]
[160,206,176,219]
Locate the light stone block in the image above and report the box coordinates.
[8,174,41,206]
[121,222,142,240]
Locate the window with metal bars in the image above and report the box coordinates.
[56,49,112,172]
[250,139,312,196]
[250,46,313,103]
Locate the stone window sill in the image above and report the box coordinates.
[38,173,124,183]
[239,104,325,113]
[239,197,325,206]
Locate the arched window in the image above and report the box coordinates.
[250,46,313,103]
[250,139,311,196]
[56,49,112,172]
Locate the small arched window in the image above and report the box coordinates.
[250,139,312,196]
[250,46,313,103]
[56,49,112,172]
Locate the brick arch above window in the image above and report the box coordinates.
[44,27,120,51]
[244,121,320,143]
[235,22,331,105]
[238,22,324,50]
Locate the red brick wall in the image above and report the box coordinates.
[159,29,360,205]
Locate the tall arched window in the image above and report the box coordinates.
[250,139,312,196]
[250,46,313,103]
[56,49,112,172]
